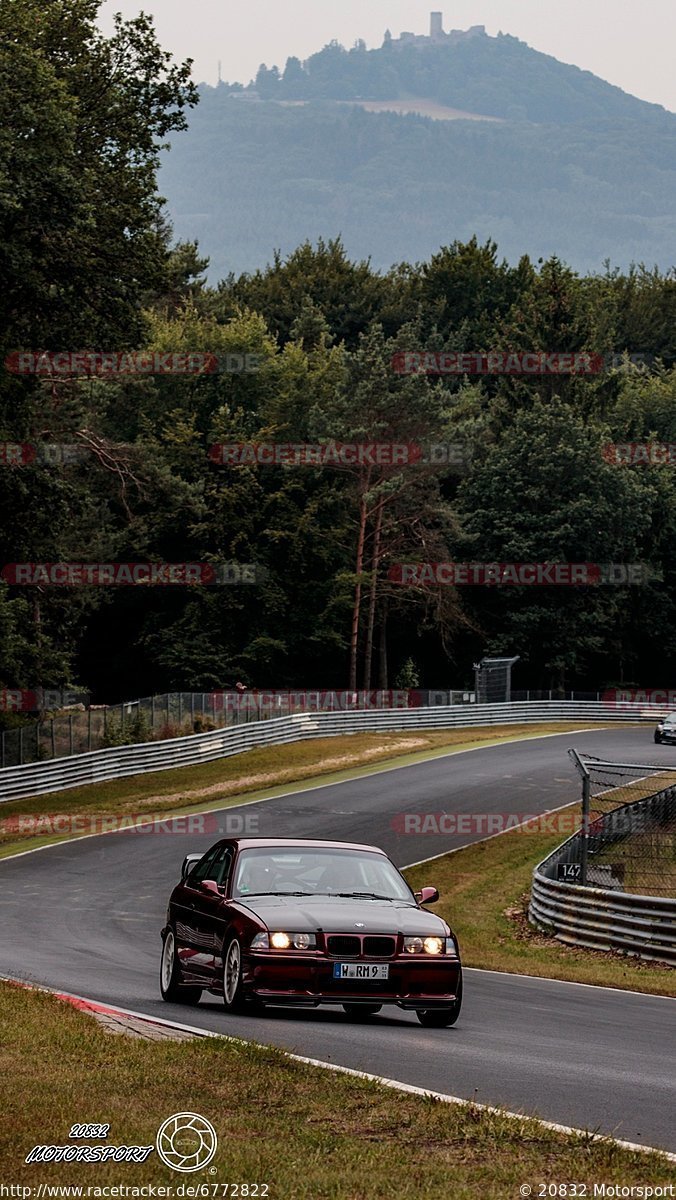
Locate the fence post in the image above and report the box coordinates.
[69,714,74,756]
[580,772,590,886]
[19,725,23,765]
[51,719,56,758]
[87,708,92,752]
[151,695,155,732]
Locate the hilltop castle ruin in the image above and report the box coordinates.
[385,12,486,48]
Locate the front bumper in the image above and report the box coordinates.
[243,950,462,1009]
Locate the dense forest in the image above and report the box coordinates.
[2,0,676,717]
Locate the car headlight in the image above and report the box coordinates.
[252,931,317,951]
[423,936,444,955]
[404,935,456,955]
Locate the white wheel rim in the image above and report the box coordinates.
[161,931,175,992]
[224,941,240,1004]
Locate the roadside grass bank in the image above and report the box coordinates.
[404,810,676,996]
[0,722,620,859]
[1,982,673,1198]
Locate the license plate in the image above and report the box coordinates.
[333,962,389,980]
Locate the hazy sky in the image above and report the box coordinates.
[99,0,676,112]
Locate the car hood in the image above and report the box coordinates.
[235,895,449,935]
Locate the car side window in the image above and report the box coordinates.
[188,846,220,886]
[212,845,234,889]
[188,844,234,891]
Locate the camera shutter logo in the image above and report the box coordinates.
[156,1112,217,1172]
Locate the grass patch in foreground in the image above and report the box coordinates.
[405,809,675,996]
[0,722,616,858]
[0,983,672,1198]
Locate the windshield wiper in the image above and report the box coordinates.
[328,891,398,901]
[241,890,312,897]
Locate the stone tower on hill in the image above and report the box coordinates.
[388,13,486,48]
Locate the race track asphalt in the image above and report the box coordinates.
[1,727,675,1152]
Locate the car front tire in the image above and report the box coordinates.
[416,975,462,1028]
[160,928,202,1005]
[222,936,249,1013]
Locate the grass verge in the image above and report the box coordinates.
[0,722,619,859]
[404,810,675,996]
[0,982,673,1198]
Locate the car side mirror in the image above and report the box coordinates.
[415,885,439,904]
[181,853,203,880]
[200,879,221,896]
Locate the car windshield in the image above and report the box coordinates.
[232,847,414,902]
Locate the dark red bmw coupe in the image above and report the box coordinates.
[160,838,462,1027]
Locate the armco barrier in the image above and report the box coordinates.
[0,700,662,803]
[529,784,676,964]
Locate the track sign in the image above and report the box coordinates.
[557,862,582,881]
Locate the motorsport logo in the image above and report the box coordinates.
[25,1122,153,1164]
[155,1113,218,1172]
[24,1113,217,1172]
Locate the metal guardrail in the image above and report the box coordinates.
[0,688,614,769]
[529,782,676,964]
[0,699,662,804]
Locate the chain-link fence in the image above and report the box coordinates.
[566,751,676,897]
[0,686,627,769]
[0,693,262,768]
[0,688,473,767]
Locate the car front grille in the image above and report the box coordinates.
[363,936,396,957]
[327,935,361,956]
[326,934,397,957]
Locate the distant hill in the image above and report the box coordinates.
[159,25,676,281]
[249,29,672,125]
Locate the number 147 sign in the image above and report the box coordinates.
[557,863,582,881]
